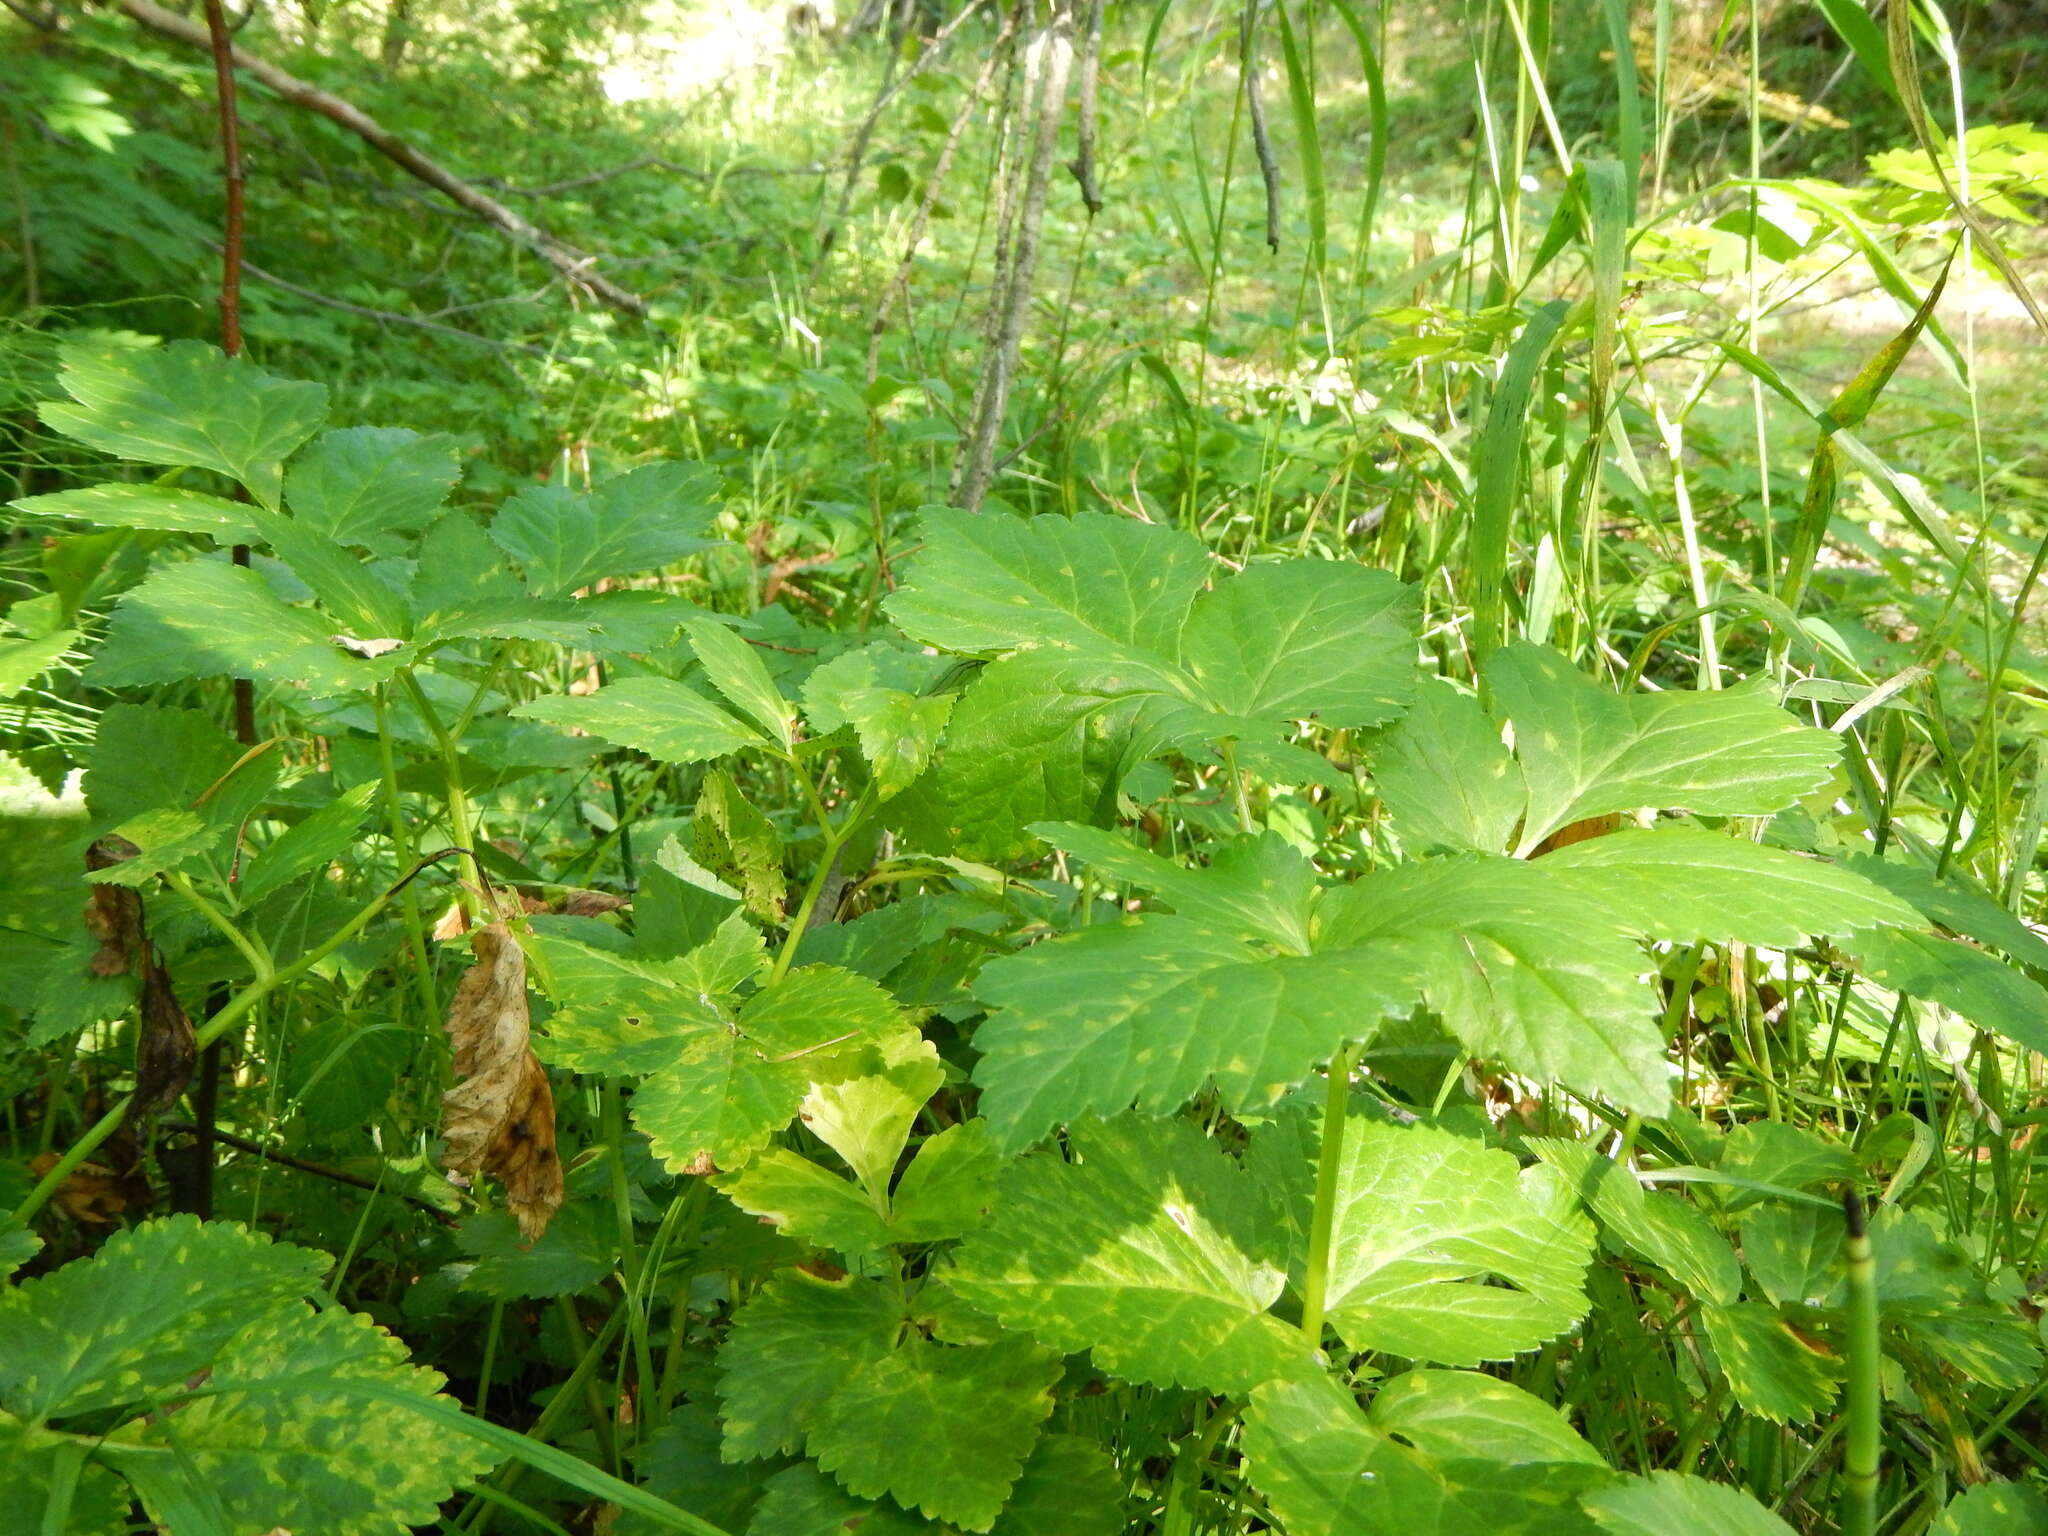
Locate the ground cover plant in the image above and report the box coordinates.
[2,1,2048,1533]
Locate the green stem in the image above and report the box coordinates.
[373,685,441,1024]
[15,854,450,1224]
[163,870,273,979]
[768,784,874,985]
[400,669,480,913]
[604,1081,658,1438]
[1299,1045,1354,1347]
[1841,1191,1881,1536]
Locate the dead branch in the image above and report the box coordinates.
[113,0,648,318]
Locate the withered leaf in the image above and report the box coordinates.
[132,951,196,1120]
[83,836,145,977]
[85,837,194,1123]
[440,923,563,1241]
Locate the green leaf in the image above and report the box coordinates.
[99,1304,497,1536]
[720,1271,902,1461]
[0,1215,327,1421]
[687,619,797,750]
[1176,560,1417,729]
[1033,823,1317,952]
[1290,1118,1596,1364]
[946,1115,1309,1393]
[1718,1122,1859,1210]
[717,1151,893,1252]
[799,1034,947,1198]
[490,462,718,597]
[84,701,277,839]
[1701,1302,1842,1423]
[10,482,262,543]
[693,769,788,923]
[988,1434,1124,1536]
[1541,827,1918,946]
[1840,854,2048,970]
[241,781,378,903]
[86,807,215,885]
[1585,1471,1798,1536]
[746,1465,928,1536]
[87,559,407,695]
[1529,1139,1741,1304]
[1242,1370,1612,1536]
[840,687,954,799]
[0,1223,39,1281]
[283,426,461,549]
[1739,1203,1843,1308]
[1371,678,1525,855]
[1318,857,1675,1116]
[891,1121,1001,1243]
[1367,1368,1608,1468]
[970,912,1397,1151]
[0,628,75,697]
[1484,645,1840,854]
[631,965,906,1176]
[908,649,1178,861]
[885,507,1211,658]
[37,337,327,508]
[454,1207,613,1299]
[0,1418,129,1536]
[253,504,414,639]
[513,676,766,764]
[804,1333,1058,1530]
[1932,1483,2048,1536]
[1845,927,2048,1055]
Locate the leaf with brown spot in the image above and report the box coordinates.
[439,923,563,1240]
[132,951,196,1120]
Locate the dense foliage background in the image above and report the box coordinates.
[3,1,2047,1532]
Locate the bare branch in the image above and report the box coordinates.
[113,0,649,318]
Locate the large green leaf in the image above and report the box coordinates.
[38,337,327,508]
[1840,854,2048,971]
[99,1306,497,1536]
[1529,1139,1741,1304]
[1932,1484,2048,1535]
[888,512,1418,858]
[884,507,1211,658]
[971,913,1400,1152]
[87,558,408,695]
[1701,1302,1842,1423]
[746,1465,928,1536]
[1370,678,1525,855]
[1034,823,1318,951]
[283,426,461,549]
[1275,1118,1596,1364]
[489,462,718,597]
[1484,645,1840,854]
[946,1115,1309,1393]
[10,482,262,543]
[719,1271,903,1461]
[686,619,797,750]
[1541,827,1918,946]
[804,1334,1058,1530]
[1242,1370,1611,1535]
[1317,857,1675,1116]
[513,676,767,765]
[1584,1472,1797,1536]
[1845,926,2048,1055]
[0,1216,326,1422]
[1176,559,1417,728]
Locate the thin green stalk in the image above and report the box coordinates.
[400,669,481,914]
[1298,1045,1353,1347]
[373,685,441,1024]
[1841,1191,1881,1536]
[603,1081,658,1437]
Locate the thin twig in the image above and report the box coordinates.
[156,1121,460,1225]
[1068,0,1106,214]
[1242,0,1281,252]
[220,249,551,357]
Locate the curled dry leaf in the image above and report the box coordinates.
[84,837,195,1121]
[83,836,145,977]
[440,923,564,1241]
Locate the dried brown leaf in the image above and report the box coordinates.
[132,952,196,1119]
[83,836,145,978]
[440,924,563,1240]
